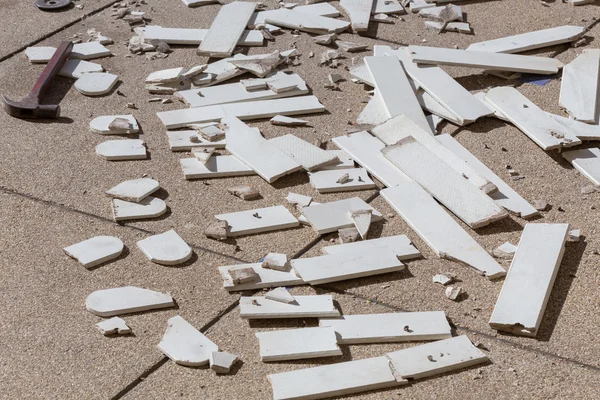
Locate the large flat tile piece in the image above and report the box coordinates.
[301,197,384,234]
[322,235,420,260]
[239,295,340,319]
[256,326,342,361]
[215,205,299,237]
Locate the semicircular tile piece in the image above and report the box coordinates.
[63,236,124,269]
[158,315,218,366]
[137,230,192,266]
[75,72,119,96]
[111,196,167,221]
[90,115,139,135]
[86,286,175,317]
[105,178,160,202]
[96,139,147,161]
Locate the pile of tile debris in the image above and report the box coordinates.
[20,0,596,398]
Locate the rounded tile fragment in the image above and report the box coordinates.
[63,236,124,268]
[75,72,119,96]
[137,230,192,266]
[86,286,175,317]
[90,115,139,135]
[96,139,147,161]
[158,315,218,366]
[112,196,167,221]
[105,178,160,202]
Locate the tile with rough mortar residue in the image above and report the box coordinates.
[96,139,146,161]
[559,49,600,123]
[167,130,226,151]
[256,326,342,361]
[218,263,304,291]
[135,26,263,46]
[105,178,159,202]
[158,316,218,366]
[215,205,299,237]
[562,147,600,186]
[268,134,339,171]
[309,168,376,193]
[111,197,167,221]
[382,137,508,229]
[340,0,373,32]
[301,197,383,234]
[265,287,296,304]
[380,183,506,279]
[90,115,138,135]
[85,286,175,317]
[63,236,124,269]
[263,252,290,270]
[319,311,451,344]
[136,230,192,266]
[75,72,118,96]
[96,317,131,336]
[180,156,255,180]
[322,235,420,260]
[490,223,569,337]
[59,59,104,79]
[239,295,340,319]
[145,67,185,84]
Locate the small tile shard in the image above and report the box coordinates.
[286,192,312,208]
[192,147,215,164]
[569,229,581,242]
[64,236,124,269]
[336,40,368,52]
[210,351,239,374]
[256,326,342,361]
[205,220,230,240]
[534,199,549,211]
[265,287,297,304]
[227,185,260,200]
[338,227,360,244]
[105,178,160,202]
[183,64,208,78]
[75,72,119,96]
[270,115,309,126]
[145,67,185,84]
[445,286,462,301]
[262,253,289,271]
[112,196,167,221]
[350,209,372,239]
[199,125,226,142]
[492,242,518,259]
[158,316,218,366]
[137,230,193,266]
[314,33,338,45]
[432,273,453,286]
[96,139,147,161]
[86,286,175,317]
[229,267,259,284]
[96,317,131,336]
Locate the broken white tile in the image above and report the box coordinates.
[349,208,372,239]
[71,42,112,60]
[210,351,239,374]
[319,311,451,344]
[265,287,296,304]
[410,0,435,12]
[317,150,355,171]
[323,235,420,260]
[569,229,581,242]
[229,52,282,78]
[181,0,218,7]
[90,115,138,135]
[219,263,303,291]
[484,87,581,150]
[340,0,373,32]
[408,45,563,75]
[269,134,339,171]
[261,9,350,34]
[167,130,226,151]
[266,74,301,93]
[445,286,462,301]
[86,286,175,317]
[137,230,192,266]
[25,46,56,63]
[240,295,340,319]
[96,317,131,336]
[493,242,517,258]
[467,25,586,54]
[227,185,260,200]
[96,139,146,161]
[262,253,289,271]
[301,197,383,234]
[286,192,312,208]
[383,137,508,228]
[112,196,167,221]
[270,115,309,126]
[490,223,569,337]
[180,156,255,180]
[136,26,262,46]
[309,168,375,193]
[549,113,600,141]
[433,273,453,285]
[381,183,506,279]
[105,178,160,202]
[145,67,185,84]
[418,4,461,20]
[562,147,600,186]
[425,21,470,33]
[215,205,299,237]
[372,0,405,14]
[64,236,124,269]
[250,3,340,27]
[256,327,342,362]
[191,147,215,164]
[158,315,218,366]
[75,72,118,96]
[559,49,600,123]
[59,59,104,79]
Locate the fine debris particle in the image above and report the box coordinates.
[205,220,229,240]
[227,185,260,200]
[581,185,598,194]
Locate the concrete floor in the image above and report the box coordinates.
[1,0,600,399]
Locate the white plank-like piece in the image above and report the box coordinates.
[86,286,175,317]
[256,327,342,361]
[372,115,495,193]
[158,315,218,367]
[484,87,581,150]
[64,236,124,269]
[467,25,586,54]
[301,197,383,234]
[261,9,350,34]
[180,156,255,180]
[559,49,600,123]
[167,130,226,151]
[291,246,403,284]
[249,3,340,27]
[176,72,308,108]
[550,113,600,141]
[381,183,506,279]
[489,223,569,337]
[386,335,488,380]
[436,134,539,219]
[562,147,600,185]
[408,45,564,75]
[309,168,376,193]
[364,56,432,133]
[224,117,302,183]
[320,311,451,344]
[215,205,299,237]
[240,295,340,319]
[269,134,339,171]
[322,235,420,260]
[340,0,373,32]
[383,137,508,228]
[197,1,256,58]
[379,46,492,125]
[218,263,304,291]
[157,95,325,129]
[416,88,463,125]
[372,0,405,14]
[135,26,263,46]
[332,131,411,187]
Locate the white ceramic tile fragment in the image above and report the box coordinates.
[249,3,340,27]
[218,263,304,291]
[426,21,471,33]
[239,295,340,319]
[484,87,581,150]
[270,115,309,126]
[559,49,600,123]
[181,0,218,7]
[322,235,420,260]
[436,134,539,219]
[309,168,376,193]
[137,230,192,266]
[269,134,339,171]
[407,45,563,75]
[350,208,372,239]
[197,1,257,57]
[215,205,299,237]
[145,67,185,84]
[265,287,297,304]
[96,317,131,336]
[224,117,302,183]
[260,9,351,34]
[59,59,104,79]
[90,115,139,135]
[111,197,167,221]
[63,236,124,269]
[382,137,508,228]
[25,46,56,63]
[381,183,506,279]
[96,139,146,161]
[317,150,355,170]
[562,147,600,185]
[339,0,373,32]
[75,72,119,96]
[262,253,289,271]
[86,286,175,317]
[291,246,404,284]
[158,316,218,366]
[493,242,518,258]
[286,192,312,208]
[256,327,342,362]
[106,178,160,202]
[386,335,488,380]
[210,351,239,373]
[319,311,451,344]
[418,4,462,20]
[167,130,226,151]
[372,0,405,14]
[180,156,255,180]
[301,197,383,234]
[191,147,215,164]
[490,223,569,337]
[71,42,112,60]
[136,25,259,46]
[549,113,600,141]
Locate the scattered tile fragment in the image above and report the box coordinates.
[75,72,119,96]
[445,286,462,301]
[25,46,56,63]
[338,227,360,244]
[569,229,581,242]
[112,197,167,221]
[137,230,192,266]
[270,115,309,126]
[60,59,104,79]
[286,192,312,208]
[336,40,368,52]
[86,286,175,317]
[96,139,147,161]
[492,242,518,259]
[96,317,131,336]
[158,315,218,366]
[146,67,185,84]
[90,115,139,135]
[534,199,549,211]
[105,178,160,202]
[229,266,259,284]
[262,253,289,271]
[256,326,342,361]
[314,33,338,45]
[183,64,208,78]
[350,209,372,239]
[205,220,229,240]
[192,147,215,164]
[200,125,225,142]
[210,351,239,374]
[265,287,297,304]
[432,273,453,286]
[227,185,260,200]
[64,236,124,269]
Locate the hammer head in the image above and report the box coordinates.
[1,94,60,119]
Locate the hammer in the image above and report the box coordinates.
[2,41,73,119]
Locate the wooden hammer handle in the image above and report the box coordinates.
[30,41,73,101]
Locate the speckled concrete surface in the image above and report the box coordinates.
[1,0,600,398]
